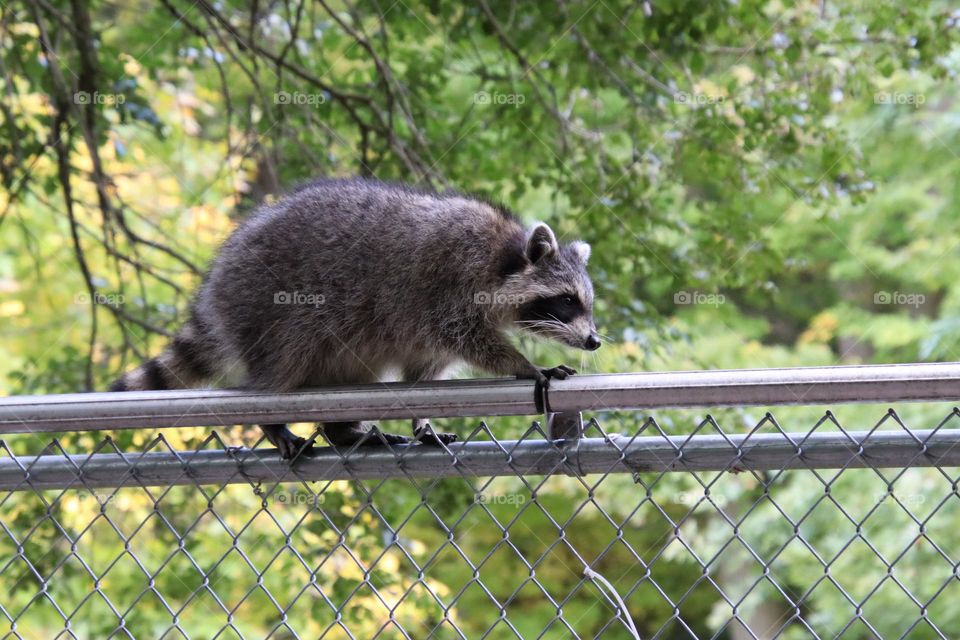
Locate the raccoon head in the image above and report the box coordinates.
[505,222,600,351]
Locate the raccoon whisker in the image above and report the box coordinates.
[515,320,568,333]
[530,324,569,337]
[514,321,560,332]
[515,324,570,344]
[543,314,580,338]
[525,322,573,342]
[543,327,576,341]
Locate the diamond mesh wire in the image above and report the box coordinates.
[2,407,960,639]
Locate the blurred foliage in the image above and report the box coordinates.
[3,0,960,636]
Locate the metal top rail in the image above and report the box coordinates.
[1,362,959,434]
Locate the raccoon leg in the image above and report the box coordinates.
[521,365,578,413]
[245,357,320,460]
[461,333,576,413]
[321,421,411,447]
[402,363,457,446]
[261,420,412,457]
[261,424,315,460]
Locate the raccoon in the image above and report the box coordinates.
[110,178,600,458]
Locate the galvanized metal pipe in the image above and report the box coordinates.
[550,362,960,413]
[1,362,960,434]
[1,429,957,491]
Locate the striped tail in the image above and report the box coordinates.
[109,328,215,391]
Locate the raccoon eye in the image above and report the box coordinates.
[561,296,576,307]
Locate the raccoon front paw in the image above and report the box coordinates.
[532,365,577,413]
[362,427,412,446]
[260,424,315,461]
[414,424,458,446]
[542,364,577,380]
[323,422,410,447]
[336,426,410,447]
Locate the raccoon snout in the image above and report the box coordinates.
[584,333,601,351]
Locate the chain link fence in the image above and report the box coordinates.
[2,365,960,638]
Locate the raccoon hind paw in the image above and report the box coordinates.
[260,424,315,460]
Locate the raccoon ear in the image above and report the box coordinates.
[525,223,559,264]
[570,241,591,263]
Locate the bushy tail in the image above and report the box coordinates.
[109,326,214,391]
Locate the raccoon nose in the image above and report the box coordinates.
[584,333,601,351]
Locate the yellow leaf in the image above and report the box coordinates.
[799,311,838,345]
[731,65,755,86]
[122,54,142,77]
[10,23,39,38]
[0,300,24,317]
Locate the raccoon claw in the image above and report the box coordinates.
[261,424,315,461]
[532,365,578,413]
[282,436,315,460]
[331,426,410,447]
[414,426,458,446]
[322,422,409,447]
[546,365,577,379]
[360,427,411,446]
